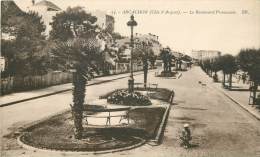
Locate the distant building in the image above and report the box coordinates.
[91,10,115,33]
[25,0,62,37]
[135,33,162,55]
[116,33,162,61]
[191,50,221,61]
[115,37,131,59]
[172,51,184,59]
[105,15,115,33]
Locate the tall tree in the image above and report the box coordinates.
[211,57,222,82]
[211,57,222,75]
[134,41,153,88]
[50,7,104,139]
[148,50,157,69]
[160,48,173,73]
[202,59,211,75]
[50,7,98,41]
[219,54,238,89]
[237,49,260,105]
[1,0,25,37]
[1,1,48,77]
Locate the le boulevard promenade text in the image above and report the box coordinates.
[110,9,249,15]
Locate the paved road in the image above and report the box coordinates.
[1,66,260,157]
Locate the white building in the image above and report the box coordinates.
[191,50,221,61]
[91,10,115,34]
[18,1,115,38]
[25,0,62,37]
[135,33,162,55]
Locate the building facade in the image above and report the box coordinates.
[135,33,162,55]
[26,0,62,37]
[91,10,115,33]
[20,1,115,38]
[191,50,221,61]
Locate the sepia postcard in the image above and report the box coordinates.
[1,0,260,157]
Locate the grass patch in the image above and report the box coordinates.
[129,107,165,138]
[20,106,166,151]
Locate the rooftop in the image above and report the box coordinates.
[34,0,61,11]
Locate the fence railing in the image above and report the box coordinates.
[1,66,145,95]
[1,72,72,95]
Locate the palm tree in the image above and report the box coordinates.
[51,36,103,139]
[50,7,105,139]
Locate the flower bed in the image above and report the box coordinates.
[107,89,152,106]
[157,71,178,77]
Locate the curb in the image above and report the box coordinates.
[17,135,146,155]
[15,105,148,154]
[148,103,171,145]
[0,71,145,107]
[211,84,260,121]
[198,67,259,121]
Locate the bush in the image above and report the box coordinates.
[107,90,152,106]
[213,74,218,82]
[159,71,177,77]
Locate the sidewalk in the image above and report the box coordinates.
[0,71,146,107]
[209,73,260,120]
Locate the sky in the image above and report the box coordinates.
[14,0,260,56]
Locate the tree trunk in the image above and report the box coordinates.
[163,62,167,72]
[169,62,172,72]
[143,61,148,89]
[71,69,86,139]
[223,73,226,87]
[253,81,258,105]
[229,73,232,89]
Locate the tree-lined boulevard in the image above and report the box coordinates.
[1,1,260,156]
[1,67,260,157]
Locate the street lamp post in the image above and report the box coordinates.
[127,15,137,93]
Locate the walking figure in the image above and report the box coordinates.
[242,73,246,84]
[180,123,192,149]
[237,75,241,83]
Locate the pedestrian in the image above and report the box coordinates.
[237,74,241,83]
[180,123,192,149]
[242,73,246,84]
